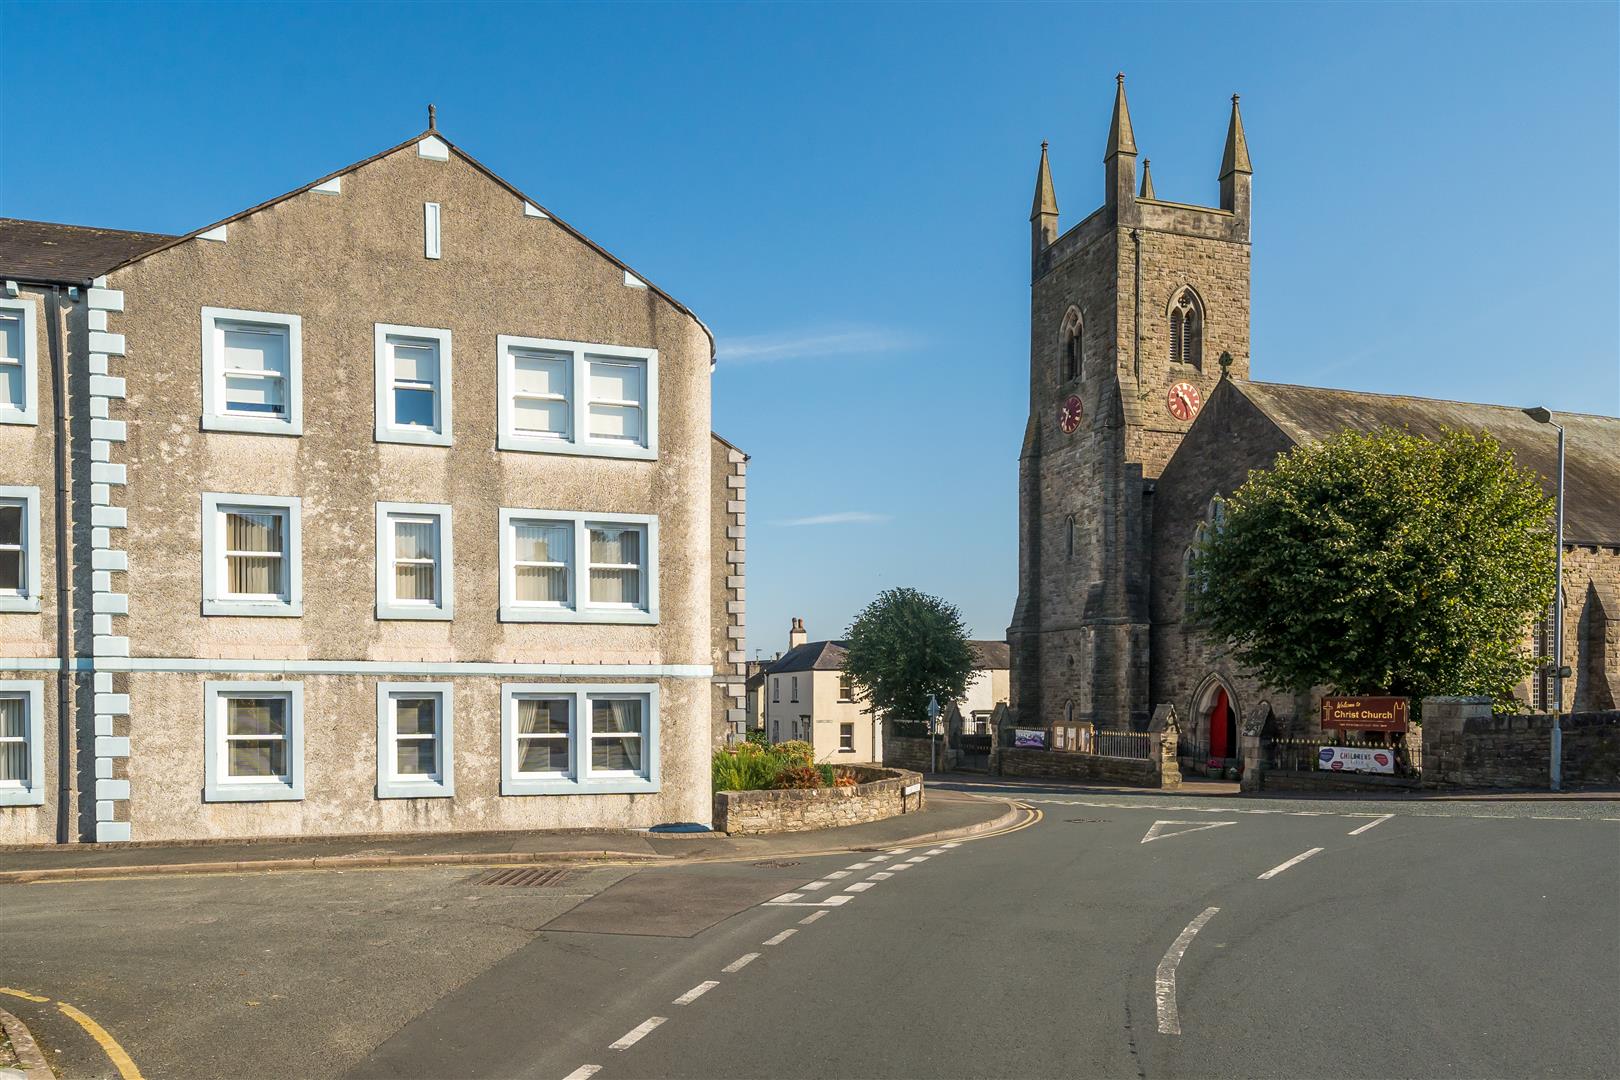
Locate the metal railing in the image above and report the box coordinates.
[1092,729,1154,761]
[1266,735,1417,777]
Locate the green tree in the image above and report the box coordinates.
[842,587,975,726]
[1192,427,1556,708]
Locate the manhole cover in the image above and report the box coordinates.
[752,860,801,869]
[469,867,578,888]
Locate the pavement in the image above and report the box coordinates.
[2,776,1617,1079]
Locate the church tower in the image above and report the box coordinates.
[1009,78,1253,730]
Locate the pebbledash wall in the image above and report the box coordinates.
[0,127,735,844]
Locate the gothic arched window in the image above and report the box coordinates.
[1169,288,1204,369]
[1065,515,1076,560]
[1060,307,1083,382]
[1208,496,1227,532]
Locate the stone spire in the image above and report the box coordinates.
[1218,93,1253,218]
[1139,158,1156,200]
[1104,73,1137,160]
[1030,141,1060,277]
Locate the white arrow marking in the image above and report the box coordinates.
[1141,820,1237,844]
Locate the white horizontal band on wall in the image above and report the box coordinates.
[0,657,714,678]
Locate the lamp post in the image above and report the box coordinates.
[927,695,941,774]
[1523,406,1565,791]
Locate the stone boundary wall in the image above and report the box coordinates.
[998,747,1178,788]
[1257,769,1421,794]
[884,735,958,773]
[1422,697,1620,790]
[712,765,924,836]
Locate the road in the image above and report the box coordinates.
[3,779,1618,1079]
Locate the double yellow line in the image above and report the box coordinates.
[0,986,144,1080]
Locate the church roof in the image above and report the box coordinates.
[0,218,176,284]
[1230,379,1620,545]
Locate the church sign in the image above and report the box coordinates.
[1319,696,1409,733]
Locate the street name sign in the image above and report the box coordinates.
[1320,695,1409,732]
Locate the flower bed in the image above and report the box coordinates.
[712,765,924,835]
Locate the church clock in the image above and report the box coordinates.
[1058,394,1083,433]
[1167,381,1202,422]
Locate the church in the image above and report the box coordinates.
[1008,77,1620,772]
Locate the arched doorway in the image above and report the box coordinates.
[1208,687,1235,760]
[1190,676,1241,773]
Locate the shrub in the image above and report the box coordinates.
[744,729,768,746]
[815,763,836,787]
[770,740,815,768]
[771,764,825,790]
[712,744,778,792]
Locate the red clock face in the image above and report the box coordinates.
[1059,394,1083,434]
[1167,381,1202,422]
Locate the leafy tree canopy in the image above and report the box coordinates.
[843,587,975,725]
[1192,427,1556,706]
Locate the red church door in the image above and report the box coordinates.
[1209,688,1232,760]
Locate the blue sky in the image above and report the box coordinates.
[3,2,1615,656]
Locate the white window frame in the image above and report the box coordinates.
[203,681,304,802]
[496,336,657,460]
[0,486,41,614]
[500,683,660,796]
[202,492,303,617]
[839,722,855,753]
[374,323,453,446]
[376,682,454,799]
[0,297,39,426]
[790,676,798,703]
[498,509,658,624]
[0,680,44,806]
[200,307,302,436]
[374,502,454,620]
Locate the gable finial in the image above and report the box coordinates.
[1218,350,1234,378]
[1139,157,1156,200]
[1105,72,1137,160]
[428,103,437,130]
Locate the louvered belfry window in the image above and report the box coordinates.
[1169,289,1203,368]
[1060,308,1083,381]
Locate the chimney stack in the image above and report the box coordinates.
[789,617,807,649]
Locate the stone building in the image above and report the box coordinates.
[1010,77,1620,767]
[0,120,742,844]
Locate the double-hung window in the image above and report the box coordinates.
[0,487,41,613]
[839,672,854,702]
[497,337,656,459]
[376,683,454,798]
[0,681,44,806]
[203,681,304,801]
[375,503,454,620]
[202,493,302,616]
[499,509,657,624]
[200,308,302,435]
[374,324,452,445]
[839,723,855,753]
[501,684,659,795]
[0,298,38,426]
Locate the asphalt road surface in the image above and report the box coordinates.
[3,780,1617,1079]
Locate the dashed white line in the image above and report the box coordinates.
[672,981,718,1005]
[904,856,929,863]
[888,848,912,854]
[722,953,760,973]
[846,861,876,870]
[941,842,961,848]
[926,848,947,854]
[799,910,828,925]
[1348,814,1393,835]
[1156,906,1220,1035]
[889,862,913,871]
[867,871,893,880]
[563,1066,601,1080]
[610,1017,666,1050]
[769,892,804,904]
[1258,847,1324,880]
[799,880,830,891]
[868,854,892,861]
[825,870,851,879]
[764,928,797,945]
[845,881,875,892]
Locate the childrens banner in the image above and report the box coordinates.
[1318,746,1395,774]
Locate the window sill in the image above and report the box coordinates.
[202,414,302,437]
[496,436,657,461]
[376,428,453,448]
[204,781,303,802]
[502,776,660,797]
[204,599,304,618]
[500,605,657,625]
[0,596,42,613]
[0,787,45,807]
[377,779,455,799]
[377,604,455,621]
[0,413,39,427]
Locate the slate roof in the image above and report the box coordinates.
[0,218,176,284]
[1232,380,1620,545]
[970,640,1012,670]
[766,638,1010,675]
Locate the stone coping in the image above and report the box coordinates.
[712,765,925,836]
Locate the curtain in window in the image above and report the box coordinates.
[226,512,283,596]
[393,697,438,776]
[0,697,24,782]
[515,524,569,603]
[225,697,285,778]
[591,698,643,772]
[0,504,21,593]
[517,697,570,772]
[393,520,437,601]
[589,527,641,604]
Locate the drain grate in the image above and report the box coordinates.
[1065,818,1109,824]
[469,867,578,888]
[752,860,801,869]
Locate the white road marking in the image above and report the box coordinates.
[926,848,948,854]
[563,1066,601,1080]
[1156,906,1220,1035]
[763,894,853,908]
[722,953,760,973]
[1348,814,1393,835]
[905,856,930,863]
[1258,847,1325,880]
[888,848,912,854]
[868,854,892,861]
[867,871,893,880]
[845,881,875,892]
[889,863,912,871]
[799,880,830,890]
[1140,820,1236,844]
[825,870,851,879]
[769,892,803,904]
[610,1017,666,1050]
[672,981,718,1005]
[799,910,828,925]
[846,861,876,869]
[764,929,797,945]
[942,842,961,848]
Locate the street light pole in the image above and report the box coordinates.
[927,695,940,775]
[1523,407,1565,791]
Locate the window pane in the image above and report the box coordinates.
[0,365,22,410]
[519,739,570,773]
[518,698,569,735]
[515,523,567,563]
[513,351,567,396]
[589,568,639,605]
[395,738,437,778]
[394,697,437,736]
[226,697,285,737]
[588,359,641,403]
[391,342,438,384]
[223,326,286,376]
[592,698,641,734]
[229,555,281,596]
[393,387,436,428]
[393,520,434,560]
[229,740,285,778]
[0,505,18,547]
[224,373,284,415]
[587,403,642,443]
[228,511,282,554]
[0,740,23,782]
[0,698,22,738]
[513,397,568,436]
[0,552,19,593]
[590,527,639,565]
[517,565,567,603]
[395,561,436,602]
[0,315,19,362]
[591,736,643,773]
